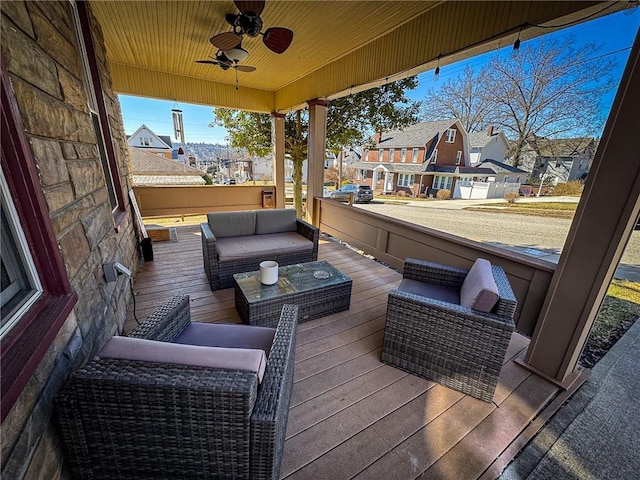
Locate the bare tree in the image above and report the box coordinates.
[422,66,496,132]
[485,35,615,166]
[422,35,616,167]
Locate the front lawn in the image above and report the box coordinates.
[465,201,578,218]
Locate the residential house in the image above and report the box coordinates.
[517,136,597,184]
[129,147,206,186]
[127,124,173,159]
[354,119,517,198]
[468,126,510,165]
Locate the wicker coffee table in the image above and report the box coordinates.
[233,260,352,327]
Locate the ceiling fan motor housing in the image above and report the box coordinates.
[236,14,263,37]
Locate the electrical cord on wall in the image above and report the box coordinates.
[129,277,140,326]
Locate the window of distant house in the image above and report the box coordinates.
[445,129,456,143]
[456,151,462,165]
[365,150,370,161]
[389,149,395,162]
[71,1,123,216]
[400,148,407,162]
[376,171,384,182]
[140,137,152,147]
[378,149,384,162]
[431,149,438,164]
[398,174,414,187]
[362,170,368,179]
[412,148,419,163]
[433,175,453,190]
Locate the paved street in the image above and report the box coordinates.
[354,197,640,278]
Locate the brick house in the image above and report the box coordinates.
[353,119,500,197]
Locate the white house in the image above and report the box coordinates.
[127,124,173,159]
[468,127,510,165]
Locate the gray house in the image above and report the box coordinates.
[517,136,597,184]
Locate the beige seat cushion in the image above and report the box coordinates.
[398,278,460,305]
[216,232,313,262]
[174,322,276,356]
[460,258,499,313]
[99,336,267,382]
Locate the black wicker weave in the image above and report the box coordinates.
[381,258,516,403]
[54,294,298,480]
[201,217,319,291]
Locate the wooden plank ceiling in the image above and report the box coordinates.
[90,1,621,112]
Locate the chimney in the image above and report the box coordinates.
[487,126,494,137]
[373,132,381,144]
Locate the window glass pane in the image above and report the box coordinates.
[0,184,42,338]
[91,112,117,211]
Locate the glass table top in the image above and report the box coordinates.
[233,261,351,304]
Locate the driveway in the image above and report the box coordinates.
[354,197,640,278]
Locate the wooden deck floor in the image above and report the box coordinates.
[125,224,561,480]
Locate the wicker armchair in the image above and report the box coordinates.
[55,295,298,480]
[381,258,516,402]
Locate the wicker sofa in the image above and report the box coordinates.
[55,295,298,480]
[201,208,319,290]
[381,258,517,402]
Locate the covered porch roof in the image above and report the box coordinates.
[91,1,626,112]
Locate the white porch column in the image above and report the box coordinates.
[271,113,285,208]
[523,32,640,387]
[307,99,328,224]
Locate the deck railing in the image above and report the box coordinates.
[130,186,554,335]
[314,197,555,335]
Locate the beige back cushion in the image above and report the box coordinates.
[99,336,267,382]
[460,258,500,313]
[207,211,256,238]
[255,209,297,235]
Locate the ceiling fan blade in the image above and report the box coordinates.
[210,32,242,50]
[262,27,293,54]
[234,0,265,17]
[195,60,222,65]
[235,65,257,72]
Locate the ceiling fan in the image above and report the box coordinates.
[195,50,257,90]
[195,51,257,73]
[210,0,294,55]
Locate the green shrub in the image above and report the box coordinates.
[436,189,451,200]
[552,181,584,196]
[504,192,519,203]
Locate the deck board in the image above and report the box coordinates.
[125,224,560,479]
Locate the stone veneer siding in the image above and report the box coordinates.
[1,2,138,478]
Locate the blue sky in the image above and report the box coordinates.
[119,10,639,145]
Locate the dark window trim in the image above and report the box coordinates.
[0,58,78,422]
[76,0,126,227]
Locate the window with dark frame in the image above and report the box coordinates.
[1,61,77,421]
[71,0,124,218]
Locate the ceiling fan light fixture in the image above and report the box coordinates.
[224,47,249,63]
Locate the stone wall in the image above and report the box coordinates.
[1,1,138,478]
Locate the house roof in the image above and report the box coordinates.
[127,124,173,150]
[527,137,595,157]
[425,165,496,175]
[129,148,205,186]
[376,120,458,148]
[351,161,495,176]
[468,130,508,148]
[88,2,619,113]
[476,159,527,174]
